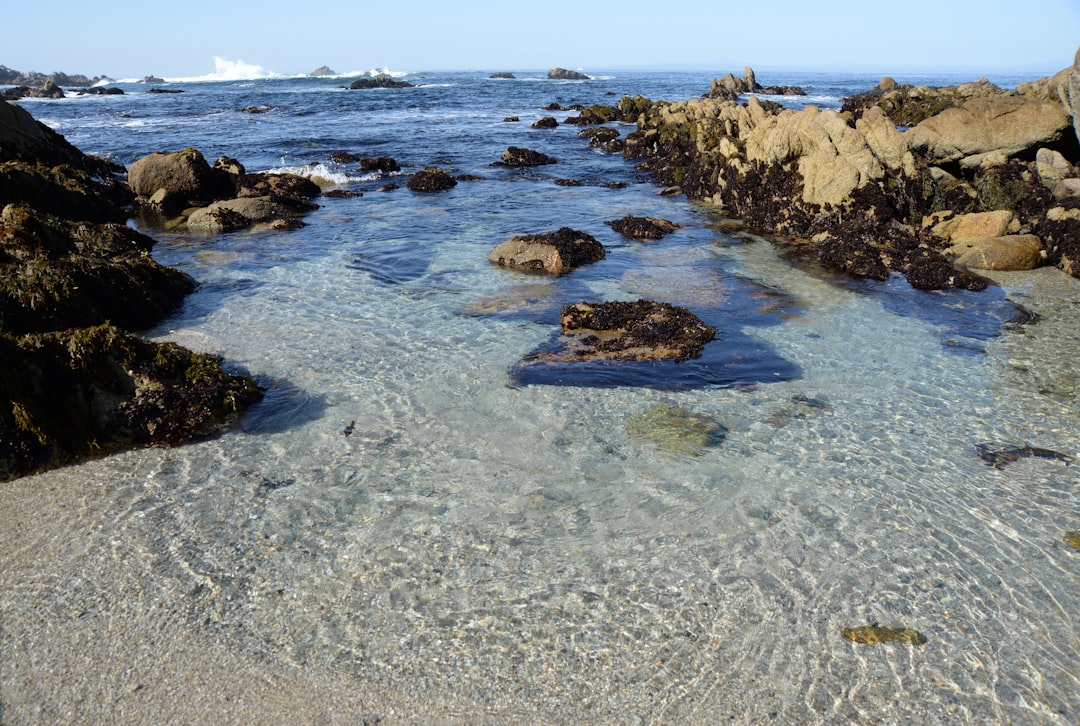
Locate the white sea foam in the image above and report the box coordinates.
[265,163,375,187]
[163,57,283,84]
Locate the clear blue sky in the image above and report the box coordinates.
[5,0,1078,79]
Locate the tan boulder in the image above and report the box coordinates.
[187,196,294,233]
[744,105,913,207]
[932,210,1019,240]
[904,96,1072,164]
[488,227,605,275]
[128,147,231,211]
[1035,147,1075,188]
[947,234,1044,271]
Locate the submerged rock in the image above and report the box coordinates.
[975,443,1073,468]
[625,403,728,455]
[1065,531,1080,552]
[488,227,605,274]
[841,626,928,646]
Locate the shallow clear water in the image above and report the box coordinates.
[3,70,1079,723]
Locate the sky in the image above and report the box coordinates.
[4,0,1078,80]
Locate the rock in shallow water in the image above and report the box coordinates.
[841,626,928,646]
[625,404,728,455]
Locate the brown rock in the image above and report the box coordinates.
[488,227,605,274]
[932,210,1018,240]
[605,215,684,240]
[947,234,1044,271]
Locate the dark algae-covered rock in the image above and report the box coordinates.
[841,626,928,646]
[0,96,264,480]
[0,324,263,481]
[498,146,558,167]
[606,215,684,240]
[0,205,195,334]
[406,167,458,192]
[550,299,716,363]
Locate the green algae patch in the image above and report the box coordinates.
[1065,531,1080,553]
[841,625,928,646]
[625,403,728,456]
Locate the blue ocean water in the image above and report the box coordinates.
[5,67,1080,722]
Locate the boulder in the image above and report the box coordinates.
[904,95,1073,165]
[929,210,1019,240]
[947,234,1044,271]
[548,67,589,80]
[186,196,296,233]
[360,156,400,172]
[488,227,605,274]
[1035,147,1076,188]
[128,147,235,213]
[309,65,336,76]
[532,116,559,129]
[498,146,558,166]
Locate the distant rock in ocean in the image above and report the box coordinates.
[309,65,337,77]
[348,74,414,90]
[548,67,589,80]
[490,72,515,79]
[140,75,165,84]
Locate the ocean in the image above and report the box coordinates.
[2,66,1079,723]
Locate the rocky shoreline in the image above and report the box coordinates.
[0,99,267,480]
[605,54,1080,290]
[2,54,1079,480]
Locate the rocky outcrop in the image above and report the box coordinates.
[0,100,264,480]
[548,67,589,80]
[309,65,337,76]
[705,67,806,100]
[842,77,1005,127]
[129,147,320,229]
[348,74,413,89]
[490,72,515,79]
[619,53,1080,285]
[0,65,109,87]
[1,80,66,100]
[488,227,605,274]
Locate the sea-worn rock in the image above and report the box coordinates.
[1,98,93,168]
[947,234,1044,271]
[548,67,589,80]
[360,156,401,172]
[498,146,558,166]
[0,324,263,481]
[705,67,806,99]
[128,147,236,213]
[186,196,298,233]
[406,167,458,192]
[842,77,1005,127]
[605,215,684,240]
[488,227,605,274]
[490,72,515,79]
[841,626,927,646]
[905,96,1073,165]
[532,116,559,129]
[549,299,716,362]
[309,65,337,76]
